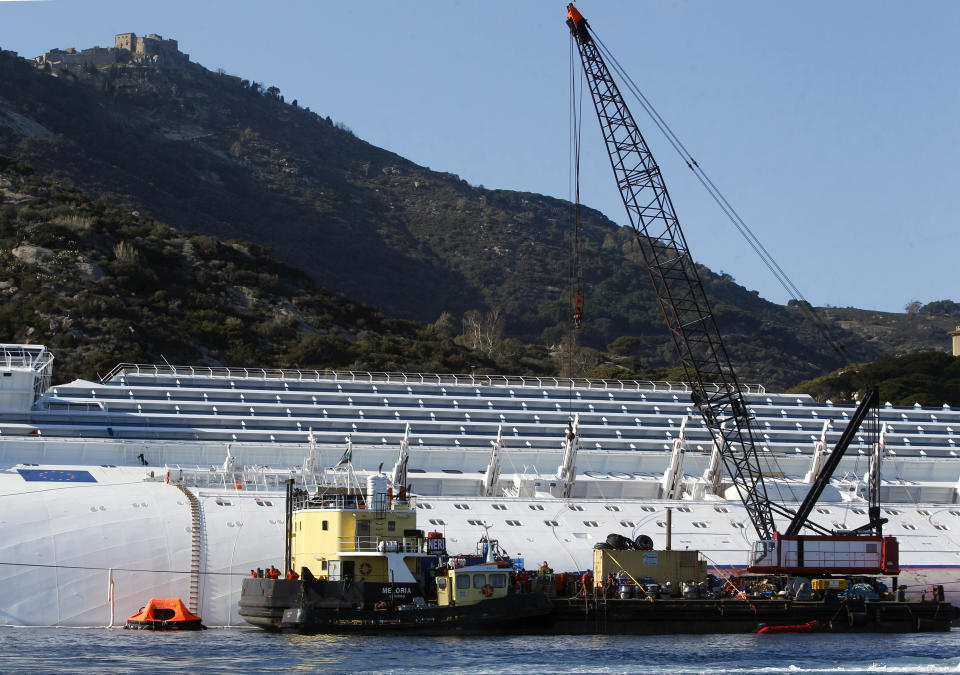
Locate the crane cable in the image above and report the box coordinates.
[566,34,587,417]
[590,33,850,364]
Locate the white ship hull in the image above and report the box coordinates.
[1,345,959,626]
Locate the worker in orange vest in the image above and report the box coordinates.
[581,570,593,597]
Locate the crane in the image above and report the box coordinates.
[566,4,898,576]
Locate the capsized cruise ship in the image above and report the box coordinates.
[1,343,959,626]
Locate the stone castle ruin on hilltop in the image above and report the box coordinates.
[34,33,189,70]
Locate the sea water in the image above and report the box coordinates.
[0,627,958,674]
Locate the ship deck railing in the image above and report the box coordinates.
[102,362,766,395]
[331,535,424,554]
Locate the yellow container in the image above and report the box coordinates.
[812,578,847,591]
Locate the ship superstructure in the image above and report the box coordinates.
[1,343,959,626]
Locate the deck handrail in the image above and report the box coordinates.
[102,362,766,395]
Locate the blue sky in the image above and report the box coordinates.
[3,1,958,314]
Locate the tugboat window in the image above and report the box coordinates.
[490,573,507,588]
[457,575,471,589]
[322,520,328,531]
[473,574,487,588]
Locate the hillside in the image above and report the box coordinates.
[791,351,960,408]
[0,41,956,389]
[0,160,560,384]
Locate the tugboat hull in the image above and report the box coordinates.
[239,577,552,635]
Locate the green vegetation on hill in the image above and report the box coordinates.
[0,164,564,384]
[791,352,960,407]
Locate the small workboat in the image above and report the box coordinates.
[753,620,821,634]
[125,598,205,630]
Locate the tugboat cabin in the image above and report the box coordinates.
[437,563,510,607]
[290,475,436,588]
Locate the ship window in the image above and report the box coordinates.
[456,574,470,589]
[489,573,507,588]
[950,510,960,517]
[442,469,463,474]
[473,574,487,589]
[215,499,232,506]
[714,507,729,513]
[656,520,666,527]
[934,524,949,531]
[436,577,447,591]
[852,508,866,515]
[492,504,508,511]
[467,519,486,526]
[255,500,273,507]
[816,508,831,514]
[619,520,635,528]
[692,522,708,528]
[567,505,584,511]
[454,503,470,510]
[884,509,901,515]
[529,504,545,511]
[416,503,433,509]
[604,505,621,512]
[387,521,396,531]
[506,520,522,526]
[917,509,931,516]
[322,520,328,531]
[583,521,599,527]
[902,523,917,530]
[866,543,877,553]
[641,506,655,512]
[428,519,446,525]
[676,506,691,513]
[731,522,746,529]
[544,520,559,527]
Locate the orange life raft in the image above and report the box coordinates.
[125,598,205,631]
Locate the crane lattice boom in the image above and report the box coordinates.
[566,4,776,540]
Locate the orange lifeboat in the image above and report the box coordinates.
[125,598,205,631]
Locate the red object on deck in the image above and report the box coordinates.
[753,620,821,634]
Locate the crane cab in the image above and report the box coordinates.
[748,533,899,575]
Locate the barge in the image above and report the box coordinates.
[239,471,958,634]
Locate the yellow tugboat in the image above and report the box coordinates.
[238,468,550,634]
